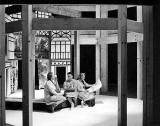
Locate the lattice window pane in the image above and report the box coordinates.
[61,45,65,52]
[66,45,70,52]
[56,45,60,52]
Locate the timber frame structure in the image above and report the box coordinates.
[0,3,160,126]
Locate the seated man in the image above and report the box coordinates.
[44,72,66,112]
[63,72,78,110]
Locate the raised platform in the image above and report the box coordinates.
[5,97,50,112]
[6,95,143,126]
[5,89,51,111]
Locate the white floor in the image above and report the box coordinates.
[6,95,143,126]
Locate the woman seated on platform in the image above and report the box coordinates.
[63,72,78,110]
[77,73,95,107]
[44,72,66,107]
[77,73,93,89]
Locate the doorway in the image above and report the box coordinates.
[56,67,66,88]
[108,42,137,98]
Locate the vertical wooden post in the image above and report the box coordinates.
[142,6,153,126]
[74,31,80,79]
[32,13,36,98]
[48,31,52,72]
[22,5,33,126]
[118,5,127,126]
[100,5,108,94]
[137,41,143,99]
[152,4,160,125]
[32,33,35,99]
[137,6,143,99]
[143,4,160,126]
[96,5,101,94]
[0,5,6,126]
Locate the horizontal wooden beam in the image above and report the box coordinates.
[1,1,158,5]
[5,20,22,33]
[57,5,137,12]
[98,32,143,44]
[5,18,143,33]
[127,19,143,33]
[33,4,81,17]
[32,18,118,30]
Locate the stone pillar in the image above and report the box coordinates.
[74,31,80,79]
[137,6,143,99]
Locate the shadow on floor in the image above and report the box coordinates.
[6,123,14,126]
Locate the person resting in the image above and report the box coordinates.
[77,73,96,107]
[44,72,66,111]
[63,72,78,110]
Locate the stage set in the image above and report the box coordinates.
[1,3,160,126]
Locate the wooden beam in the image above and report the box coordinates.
[137,6,143,100]
[100,5,109,94]
[5,18,143,33]
[32,18,118,30]
[74,31,80,79]
[142,6,153,126]
[137,41,143,99]
[1,1,157,5]
[0,5,6,126]
[33,18,143,32]
[57,5,136,12]
[118,5,127,126]
[95,5,101,94]
[5,20,22,33]
[127,20,143,33]
[98,32,143,44]
[33,4,81,17]
[22,5,33,126]
[143,4,160,126]
[152,4,160,125]
[32,12,36,99]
